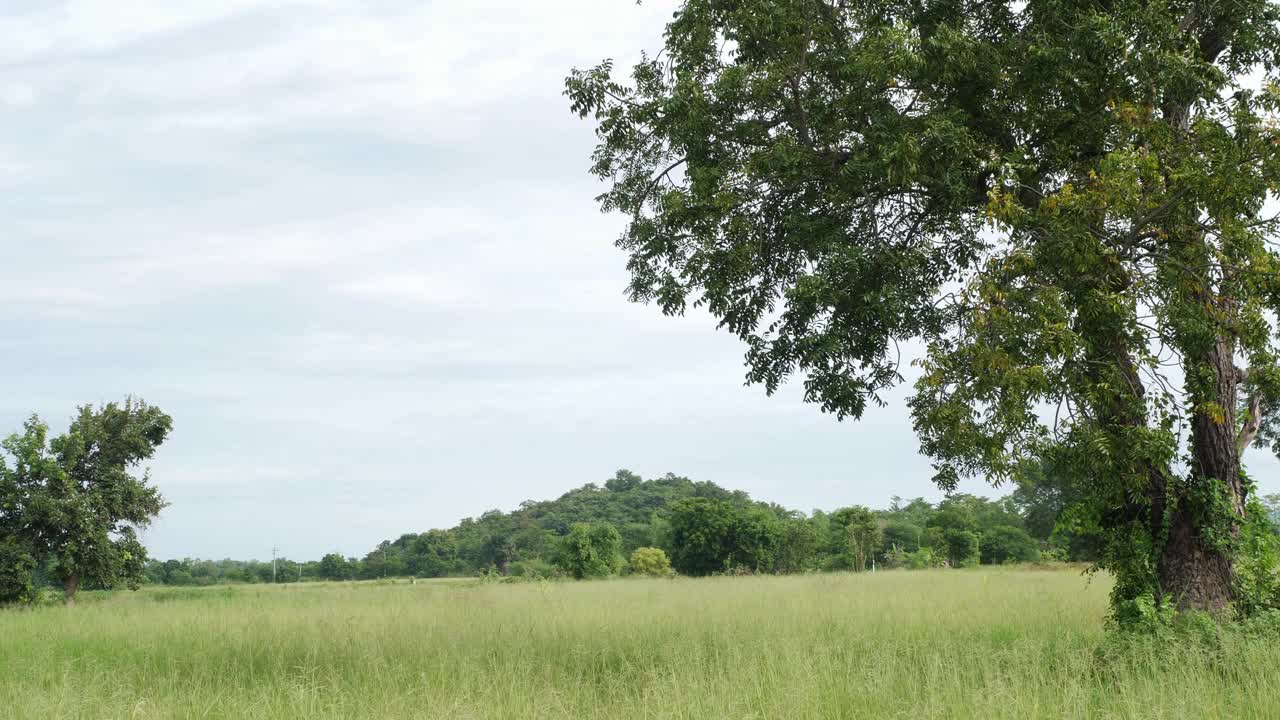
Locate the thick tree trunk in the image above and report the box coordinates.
[1156,337,1245,613]
[1158,505,1235,612]
[64,572,81,607]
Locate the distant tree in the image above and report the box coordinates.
[605,469,643,492]
[556,522,624,579]
[630,547,673,577]
[619,522,658,555]
[318,553,350,581]
[408,530,457,578]
[980,526,1041,565]
[361,541,407,579]
[1260,494,1280,534]
[1012,461,1104,562]
[830,507,881,572]
[732,507,782,573]
[942,530,981,568]
[1,400,172,604]
[668,498,739,576]
[881,520,924,555]
[1010,461,1068,542]
[773,518,819,574]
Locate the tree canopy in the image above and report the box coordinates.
[0,399,172,604]
[568,0,1280,619]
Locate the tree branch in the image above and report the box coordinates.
[1238,368,1265,453]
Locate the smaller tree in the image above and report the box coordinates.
[605,469,642,493]
[668,498,739,576]
[881,520,924,555]
[318,553,350,581]
[942,530,981,568]
[555,523,623,579]
[773,518,819,574]
[980,526,1041,565]
[408,529,457,578]
[732,507,782,573]
[830,507,881,572]
[629,547,673,577]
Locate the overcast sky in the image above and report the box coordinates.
[4,1,1277,561]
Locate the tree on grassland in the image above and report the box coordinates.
[668,497,739,576]
[1,400,171,604]
[555,522,624,579]
[981,526,1041,565]
[318,553,351,581]
[568,0,1280,619]
[829,506,881,572]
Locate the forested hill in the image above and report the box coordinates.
[367,470,769,578]
[145,467,1118,586]
[347,467,1101,580]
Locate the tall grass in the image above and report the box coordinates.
[2,568,1278,719]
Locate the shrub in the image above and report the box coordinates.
[630,547,673,577]
[905,547,944,570]
[511,558,558,579]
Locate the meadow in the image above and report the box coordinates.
[3,568,1280,719]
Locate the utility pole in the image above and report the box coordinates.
[272,545,279,584]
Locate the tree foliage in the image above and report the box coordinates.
[568,0,1280,619]
[0,400,171,604]
[318,553,352,581]
[555,522,625,579]
[630,546,674,577]
[829,506,881,571]
[0,536,35,604]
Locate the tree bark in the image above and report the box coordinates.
[1156,336,1245,613]
[64,571,81,607]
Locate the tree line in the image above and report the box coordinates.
[144,468,1118,586]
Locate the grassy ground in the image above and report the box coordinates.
[2,568,1279,719]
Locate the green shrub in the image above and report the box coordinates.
[905,547,944,570]
[630,547,673,577]
[511,558,559,579]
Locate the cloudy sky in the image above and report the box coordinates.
[4,1,1277,561]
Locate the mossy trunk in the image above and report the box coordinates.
[1156,337,1245,614]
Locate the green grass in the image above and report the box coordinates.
[2,568,1279,719]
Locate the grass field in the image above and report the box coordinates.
[2,568,1279,719]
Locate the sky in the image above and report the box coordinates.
[3,1,1278,561]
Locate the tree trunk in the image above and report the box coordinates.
[1159,504,1235,612]
[1156,336,1245,613]
[64,572,81,607]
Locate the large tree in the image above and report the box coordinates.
[569,0,1280,618]
[1,400,172,604]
